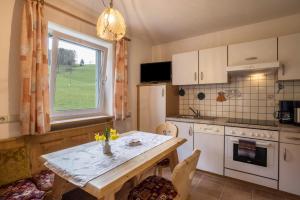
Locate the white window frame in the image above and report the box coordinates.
[49,31,108,121]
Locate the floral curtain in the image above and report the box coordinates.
[20,0,50,135]
[114,39,130,120]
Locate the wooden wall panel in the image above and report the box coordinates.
[28,121,113,174]
[0,120,113,177]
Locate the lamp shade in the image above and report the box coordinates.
[96,7,126,41]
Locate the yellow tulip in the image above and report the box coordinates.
[110,134,119,140]
[95,133,107,141]
[110,129,117,135]
[99,135,106,141]
[94,133,101,141]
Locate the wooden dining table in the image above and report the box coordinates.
[41,131,186,200]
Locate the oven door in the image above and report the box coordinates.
[225,136,278,179]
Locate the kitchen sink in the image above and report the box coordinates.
[176,115,217,120]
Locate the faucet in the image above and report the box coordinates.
[189,107,201,118]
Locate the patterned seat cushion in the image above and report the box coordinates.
[0,179,45,200]
[128,176,177,200]
[32,170,55,191]
[157,158,170,167]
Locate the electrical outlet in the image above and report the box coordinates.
[0,116,8,123]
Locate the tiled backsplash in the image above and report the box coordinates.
[179,72,300,121]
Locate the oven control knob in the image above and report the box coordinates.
[251,133,255,137]
[231,130,235,135]
[241,132,245,136]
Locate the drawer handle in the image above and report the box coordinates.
[284,148,287,161]
[245,57,258,61]
[194,72,197,81]
[189,126,193,136]
[286,137,300,141]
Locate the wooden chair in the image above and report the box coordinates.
[128,149,201,200]
[154,122,178,176]
[155,122,178,137]
[172,149,200,200]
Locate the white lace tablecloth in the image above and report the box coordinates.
[42,132,173,187]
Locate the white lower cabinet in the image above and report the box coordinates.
[194,124,224,175]
[167,121,194,162]
[279,132,300,196]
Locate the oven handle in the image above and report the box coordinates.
[230,138,273,147]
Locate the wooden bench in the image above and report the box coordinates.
[0,121,113,199]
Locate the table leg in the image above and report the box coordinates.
[98,184,123,200]
[169,150,179,172]
[51,175,76,200]
[103,193,115,200]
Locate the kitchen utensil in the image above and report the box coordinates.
[197,92,205,100]
[179,88,185,96]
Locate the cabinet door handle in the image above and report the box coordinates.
[162,88,164,97]
[284,148,287,161]
[189,126,193,136]
[245,57,258,61]
[194,72,197,82]
[201,72,204,80]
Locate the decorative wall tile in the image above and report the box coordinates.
[179,72,300,121]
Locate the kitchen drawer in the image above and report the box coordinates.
[228,37,277,66]
[194,124,224,135]
[280,132,300,145]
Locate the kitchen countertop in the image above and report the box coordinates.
[166,116,300,133]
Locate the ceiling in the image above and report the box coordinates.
[56,0,300,44]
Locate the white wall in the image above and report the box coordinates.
[0,0,23,139]
[0,0,152,139]
[152,13,300,61]
[114,37,152,133]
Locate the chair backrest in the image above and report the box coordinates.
[155,122,178,137]
[171,149,201,200]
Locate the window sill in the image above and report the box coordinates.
[51,115,113,131]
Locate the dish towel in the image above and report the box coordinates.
[238,139,256,159]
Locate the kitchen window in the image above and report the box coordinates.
[48,31,108,121]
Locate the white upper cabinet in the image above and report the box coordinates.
[172,51,199,85]
[199,46,228,84]
[228,38,277,66]
[278,33,300,80]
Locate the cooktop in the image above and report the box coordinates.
[226,118,278,127]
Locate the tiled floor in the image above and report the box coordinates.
[66,168,300,200]
[188,171,299,200]
[116,168,300,200]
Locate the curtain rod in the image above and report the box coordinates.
[44,1,131,41]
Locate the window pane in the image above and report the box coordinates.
[54,40,99,111]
